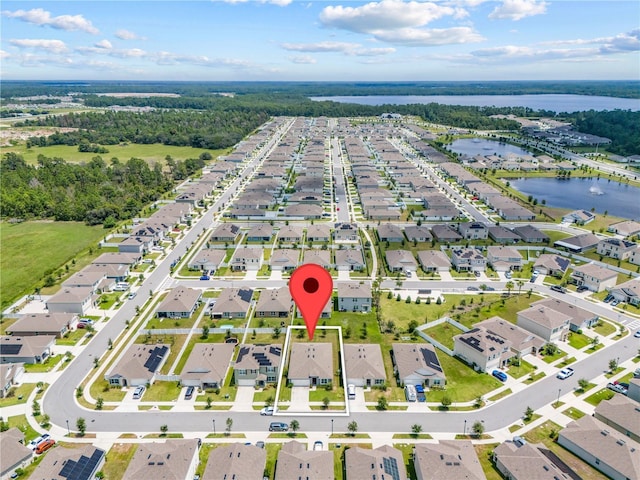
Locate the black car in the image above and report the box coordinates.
[185,386,195,400]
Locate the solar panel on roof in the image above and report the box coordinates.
[238,289,253,303]
[143,346,168,372]
[421,348,443,372]
[383,457,400,480]
[58,449,104,480]
[0,344,22,355]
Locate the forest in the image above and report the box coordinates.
[569,110,640,157]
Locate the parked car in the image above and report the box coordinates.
[260,406,274,416]
[577,285,589,292]
[28,436,44,451]
[607,382,628,395]
[611,300,620,307]
[200,274,210,281]
[473,270,481,277]
[256,441,265,449]
[550,285,566,293]
[634,330,640,338]
[79,318,94,325]
[128,292,137,300]
[492,370,508,382]
[269,422,288,432]
[415,384,426,402]
[466,286,479,291]
[185,386,195,400]
[557,367,575,380]
[132,386,145,399]
[313,441,323,451]
[35,439,55,454]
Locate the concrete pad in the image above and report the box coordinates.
[230,386,256,412]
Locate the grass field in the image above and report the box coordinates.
[103,443,137,480]
[0,221,106,309]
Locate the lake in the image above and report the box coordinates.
[310,94,640,113]
[448,139,533,158]
[510,177,640,220]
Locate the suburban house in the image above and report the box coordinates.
[156,286,202,318]
[246,224,274,242]
[92,252,141,266]
[609,278,640,306]
[210,223,241,243]
[287,343,333,387]
[596,238,637,260]
[210,288,253,319]
[333,223,359,243]
[453,327,513,372]
[284,204,322,219]
[493,441,569,480]
[570,263,618,292]
[123,440,199,480]
[275,441,333,480]
[404,225,432,242]
[607,220,640,237]
[562,209,596,225]
[533,254,571,277]
[61,270,106,293]
[430,224,462,242]
[628,377,640,404]
[302,249,331,269]
[85,263,130,283]
[343,344,386,388]
[345,446,407,480]
[0,428,33,478]
[512,225,549,243]
[30,445,105,480]
[187,249,226,272]
[306,224,331,243]
[414,441,485,480]
[230,247,263,271]
[233,344,282,387]
[531,298,599,332]
[486,246,523,272]
[450,248,486,272]
[417,250,451,272]
[7,312,77,338]
[458,222,489,240]
[392,343,446,388]
[488,225,521,244]
[558,416,640,480]
[0,336,55,365]
[203,443,266,480]
[594,395,640,443]
[269,249,299,271]
[334,249,366,271]
[46,287,97,315]
[517,305,570,342]
[180,343,235,389]
[554,233,600,253]
[118,236,153,254]
[277,225,304,243]
[476,317,544,358]
[255,287,292,317]
[0,363,24,398]
[385,250,418,273]
[105,344,169,387]
[337,282,372,312]
[377,223,405,243]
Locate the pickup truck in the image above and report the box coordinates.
[557,367,574,379]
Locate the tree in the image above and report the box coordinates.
[591,336,600,349]
[32,400,40,417]
[440,395,452,409]
[472,421,484,436]
[524,406,534,421]
[107,338,113,350]
[505,281,514,296]
[474,396,484,409]
[76,417,86,436]
[347,421,358,436]
[93,357,99,368]
[609,358,618,372]
[76,386,83,398]
[40,414,50,428]
[376,396,388,411]
[160,424,168,436]
[322,397,330,409]
[206,397,212,409]
[201,325,209,340]
[225,417,233,435]
[411,424,422,436]
[272,326,281,339]
[290,419,300,435]
[96,397,104,410]
[578,378,589,392]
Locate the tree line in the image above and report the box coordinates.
[569,109,640,157]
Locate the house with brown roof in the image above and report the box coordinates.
[105,343,170,387]
[533,254,570,277]
[61,270,106,293]
[345,445,407,480]
[46,287,97,315]
[284,204,322,219]
[392,343,446,388]
[277,224,304,243]
[7,313,78,339]
[255,287,292,317]
[609,278,640,306]
[210,223,241,243]
[404,225,432,243]
[335,248,366,271]
[0,363,24,398]
[608,220,640,237]
[156,286,202,318]
[385,250,418,273]
[597,238,637,260]
[414,441,485,480]
[517,305,570,342]
[378,223,405,243]
[488,225,521,244]
[233,344,282,387]
[493,441,569,480]
[554,233,600,252]
[343,344,386,387]
[118,235,152,254]
[180,343,235,389]
[246,224,274,242]
[302,249,331,269]
[123,439,199,480]
[84,263,129,284]
[453,327,513,372]
[562,209,595,225]
[511,224,549,243]
[476,317,544,358]
[187,248,226,272]
[306,224,331,243]
[430,224,462,242]
[29,444,105,480]
[210,288,253,319]
[333,223,359,243]
[0,336,55,365]
[558,415,640,480]
[288,343,333,387]
[92,252,142,266]
[337,282,372,312]
[230,247,263,271]
[269,248,299,271]
[417,250,451,272]
[487,246,523,272]
[275,441,333,480]
[0,428,33,478]
[594,394,640,442]
[450,247,486,272]
[531,297,599,332]
[203,443,266,480]
[459,222,489,240]
[570,263,617,292]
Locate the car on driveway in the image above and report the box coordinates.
[313,441,323,451]
[557,367,574,379]
[607,382,628,395]
[492,370,508,382]
[132,386,145,399]
[415,385,426,402]
[185,386,195,400]
[260,406,274,416]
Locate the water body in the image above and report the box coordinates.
[310,94,640,113]
[510,177,640,220]
[448,139,533,158]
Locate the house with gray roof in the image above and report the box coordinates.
[288,343,333,387]
[562,209,596,225]
[594,394,640,443]
[0,336,55,365]
[61,270,106,293]
[453,327,513,372]
[608,220,640,237]
[92,252,141,266]
[187,248,226,272]
[210,223,241,243]
[476,316,544,358]
[431,224,462,242]
[517,305,570,342]
[269,248,299,271]
[255,287,292,317]
[85,263,129,283]
[512,225,549,243]
[554,233,599,252]
[343,344,386,387]
[345,445,407,480]
[487,246,523,272]
[0,428,32,479]
[180,343,235,389]
[392,343,446,388]
[123,439,199,480]
[414,441,486,480]
[0,363,24,398]
[596,238,637,260]
[234,344,282,387]
[609,278,640,306]
[118,235,152,254]
[417,250,451,272]
[156,286,202,318]
[531,297,599,332]
[451,247,486,272]
[246,223,274,242]
[46,287,97,315]
[335,248,365,271]
[284,204,322,219]
[570,263,617,292]
[275,441,333,480]
[337,282,372,312]
[558,415,640,480]
[404,225,432,243]
[230,247,263,271]
[459,222,489,240]
[306,224,331,242]
[30,444,105,480]
[493,440,569,480]
[8,313,77,339]
[378,223,405,243]
[203,443,266,480]
[533,254,570,277]
[302,249,331,269]
[488,225,521,244]
[105,343,170,387]
[277,224,304,243]
[210,288,253,319]
[333,223,359,243]
[385,249,418,273]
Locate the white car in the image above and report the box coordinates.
[260,406,274,416]
[27,436,44,451]
[557,367,574,380]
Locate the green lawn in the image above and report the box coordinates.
[89,379,127,402]
[427,354,503,403]
[103,443,138,480]
[563,407,586,420]
[584,388,615,406]
[6,414,40,441]
[0,383,36,407]
[593,320,616,336]
[24,354,62,373]
[141,381,182,401]
[567,331,592,350]
[574,382,596,395]
[423,322,464,349]
[507,359,536,379]
[134,334,187,375]
[541,348,566,363]
[0,221,105,310]
[309,387,345,403]
[474,443,504,480]
[488,388,512,402]
[57,328,88,346]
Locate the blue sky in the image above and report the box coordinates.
[1,1,639,81]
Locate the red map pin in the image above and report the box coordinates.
[289,264,333,341]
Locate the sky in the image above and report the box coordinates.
[1,1,639,81]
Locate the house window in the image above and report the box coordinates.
[109,378,120,385]
[320,378,329,384]
[267,376,276,382]
[374,379,384,385]
[237,369,247,375]
[266,367,276,373]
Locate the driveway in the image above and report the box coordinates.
[289,387,311,412]
[269,270,283,281]
[230,386,255,412]
[337,270,351,281]
[349,387,368,413]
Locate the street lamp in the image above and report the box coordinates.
[331,419,334,435]
[464,420,467,436]
[66,419,70,436]
[213,419,216,435]
[557,388,561,407]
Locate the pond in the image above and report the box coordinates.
[448,138,534,158]
[510,177,640,220]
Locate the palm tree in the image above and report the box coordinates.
[505,281,514,296]
[517,280,524,295]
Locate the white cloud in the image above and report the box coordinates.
[218,0,293,6]
[352,47,396,56]
[0,50,9,59]
[288,55,317,64]
[95,39,113,49]
[115,29,145,41]
[374,26,484,46]
[2,8,99,34]
[9,39,68,54]
[488,0,547,21]
[541,29,640,54]
[281,41,360,53]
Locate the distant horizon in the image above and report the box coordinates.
[3,79,640,83]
